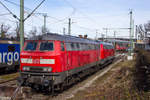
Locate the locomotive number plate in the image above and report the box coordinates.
[33,59,40,64]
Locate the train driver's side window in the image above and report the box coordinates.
[61,42,65,51]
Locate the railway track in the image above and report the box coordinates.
[0,78,17,86]
[0,73,19,85]
[0,54,126,100]
[0,73,19,100]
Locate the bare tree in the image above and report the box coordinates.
[137,21,150,38]
[14,21,20,39]
[137,21,150,43]
[144,21,150,31]
[40,26,50,35]
[138,24,145,40]
[0,23,11,38]
[29,27,37,37]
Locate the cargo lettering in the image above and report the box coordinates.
[0,52,19,64]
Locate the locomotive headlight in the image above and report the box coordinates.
[23,66,30,71]
[47,68,52,72]
[43,67,52,72]
[43,68,48,71]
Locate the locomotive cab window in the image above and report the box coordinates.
[61,42,65,51]
[25,41,37,51]
[71,43,75,50]
[76,43,80,50]
[40,41,53,51]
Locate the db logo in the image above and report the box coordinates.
[33,59,40,64]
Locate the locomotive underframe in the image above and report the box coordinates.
[19,56,114,91]
[0,61,19,71]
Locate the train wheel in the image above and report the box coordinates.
[59,83,64,92]
[51,82,55,95]
[33,84,41,91]
[14,65,19,72]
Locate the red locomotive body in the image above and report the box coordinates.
[19,33,115,91]
[100,42,115,64]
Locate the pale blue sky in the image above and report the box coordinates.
[0,0,150,38]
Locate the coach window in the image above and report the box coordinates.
[95,44,98,50]
[79,43,82,50]
[71,43,75,50]
[81,44,84,50]
[107,45,109,49]
[84,44,87,50]
[104,45,106,49]
[74,43,77,51]
[90,44,93,50]
[109,46,111,49]
[90,44,92,50]
[94,45,97,50]
[110,45,111,49]
[83,44,86,50]
[61,42,65,51]
[85,44,87,50]
[93,45,95,50]
[88,44,91,50]
[65,43,71,51]
[107,46,109,49]
[76,43,80,50]
[106,45,109,49]
[92,44,94,50]
[110,46,112,49]
[87,44,89,50]
[80,43,83,50]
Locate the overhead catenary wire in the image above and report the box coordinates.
[2,0,76,27]
[0,1,19,20]
[61,0,104,38]
[34,13,61,22]
[0,18,18,23]
[24,0,46,21]
[3,0,76,23]
[55,8,76,22]
[1,0,47,33]
[1,0,101,37]
[0,0,56,36]
[0,17,37,29]
[74,24,97,32]
[24,11,56,28]
[48,8,76,23]
[3,0,31,11]
[0,13,11,16]
[2,0,45,24]
[62,0,101,27]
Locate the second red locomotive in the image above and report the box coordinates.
[19,33,115,91]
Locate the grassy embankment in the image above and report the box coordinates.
[68,51,150,100]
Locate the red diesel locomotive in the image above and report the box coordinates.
[19,33,115,91]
